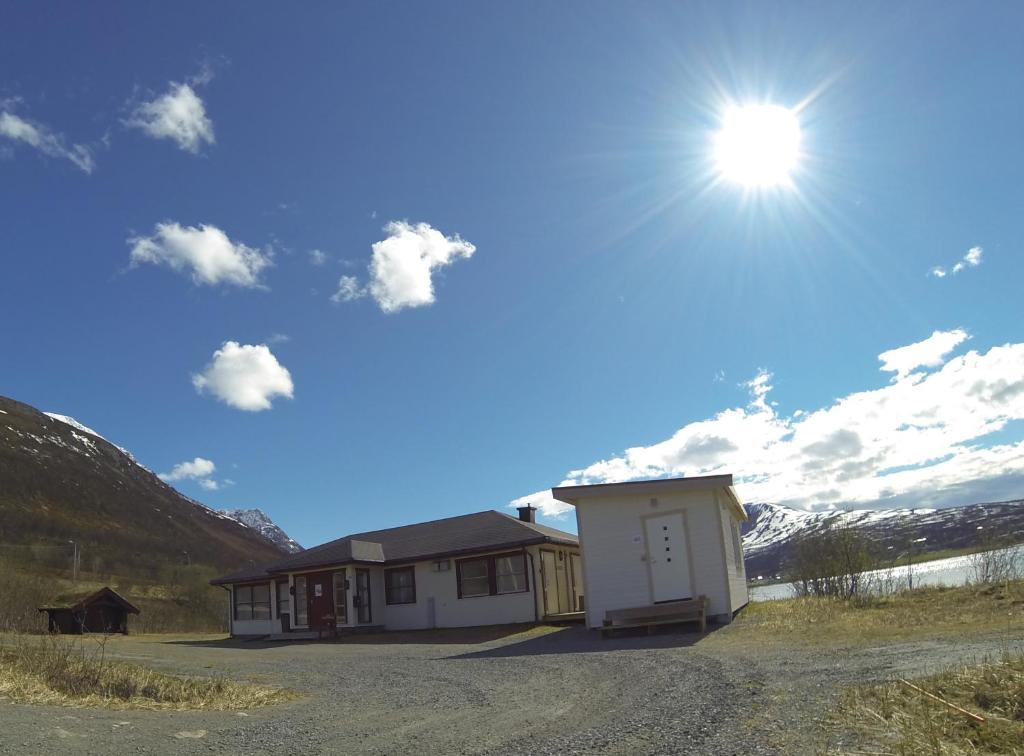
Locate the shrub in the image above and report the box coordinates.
[784,524,884,600]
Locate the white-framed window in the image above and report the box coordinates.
[294,576,308,626]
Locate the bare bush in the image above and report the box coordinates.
[969,530,1022,585]
[784,524,883,600]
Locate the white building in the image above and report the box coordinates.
[551,475,748,628]
[212,507,583,636]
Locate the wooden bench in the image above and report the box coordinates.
[601,596,709,638]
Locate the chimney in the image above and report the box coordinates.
[516,505,537,523]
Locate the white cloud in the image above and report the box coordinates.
[192,341,294,412]
[159,456,231,490]
[365,221,475,313]
[126,82,214,153]
[0,111,95,173]
[331,275,366,303]
[878,329,969,380]
[309,249,328,266]
[932,246,983,278]
[128,222,272,288]
[514,329,1024,517]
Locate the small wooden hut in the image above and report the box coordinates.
[39,587,140,634]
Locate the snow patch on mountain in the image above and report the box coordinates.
[222,508,302,553]
[742,501,938,554]
[44,411,145,467]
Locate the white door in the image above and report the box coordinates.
[644,512,693,603]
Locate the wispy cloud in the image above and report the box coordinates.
[331,275,365,303]
[930,246,984,279]
[308,249,328,266]
[334,221,475,313]
[128,222,272,288]
[0,111,95,173]
[513,329,1024,517]
[192,341,294,412]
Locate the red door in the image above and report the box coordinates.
[304,571,336,630]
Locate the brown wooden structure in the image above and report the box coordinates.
[39,587,140,634]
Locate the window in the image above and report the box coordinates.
[458,558,491,597]
[294,576,308,626]
[333,571,348,623]
[457,553,529,598]
[385,567,417,605]
[234,583,271,621]
[495,554,527,594]
[276,581,290,618]
[730,522,744,573]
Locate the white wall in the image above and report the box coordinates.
[382,548,548,630]
[716,492,749,613]
[574,489,734,628]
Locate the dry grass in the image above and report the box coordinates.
[714,581,1024,648]
[825,652,1024,755]
[0,634,294,710]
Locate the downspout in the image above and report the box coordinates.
[526,548,539,623]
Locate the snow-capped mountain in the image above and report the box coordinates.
[1,395,290,572]
[222,508,302,553]
[742,499,1024,577]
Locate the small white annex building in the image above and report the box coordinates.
[551,475,748,628]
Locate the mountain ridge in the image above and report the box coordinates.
[0,395,290,576]
[741,499,1024,577]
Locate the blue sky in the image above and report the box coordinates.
[2,2,1023,547]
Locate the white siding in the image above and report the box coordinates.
[716,493,749,613]
[382,549,545,630]
[574,490,733,628]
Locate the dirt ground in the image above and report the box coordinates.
[0,623,1018,756]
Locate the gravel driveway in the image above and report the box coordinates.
[0,624,1016,756]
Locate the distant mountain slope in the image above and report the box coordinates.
[742,500,1024,577]
[222,508,302,553]
[0,395,288,576]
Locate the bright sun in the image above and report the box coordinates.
[714,104,801,188]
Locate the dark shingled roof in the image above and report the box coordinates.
[211,510,577,585]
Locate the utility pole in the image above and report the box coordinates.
[68,540,79,582]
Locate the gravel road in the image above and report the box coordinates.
[0,624,1017,756]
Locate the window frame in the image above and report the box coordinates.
[276,580,290,619]
[234,582,272,622]
[384,566,417,605]
[456,551,530,599]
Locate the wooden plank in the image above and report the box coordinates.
[898,680,986,724]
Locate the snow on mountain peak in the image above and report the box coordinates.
[222,508,302,553]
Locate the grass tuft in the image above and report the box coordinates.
[0,634,294,710]
[717,581,1024,647]
[826,652,1024,754]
